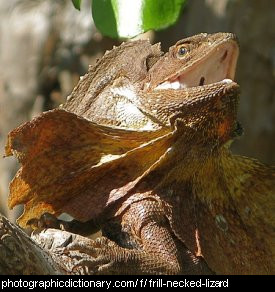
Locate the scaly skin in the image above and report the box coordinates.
[5,33,275,274]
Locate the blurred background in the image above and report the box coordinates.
[0,0,274,221]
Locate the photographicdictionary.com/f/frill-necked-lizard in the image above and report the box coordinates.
[5,33,275,275]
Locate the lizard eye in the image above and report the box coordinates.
[177,46,188,58]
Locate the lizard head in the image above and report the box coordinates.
[139,32,241,148]
[64,33,240,137]
[147,32,239,90]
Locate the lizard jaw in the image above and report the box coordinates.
[175,79,241,144]
[155,40,239,90]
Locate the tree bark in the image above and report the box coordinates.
[0,214,65,275]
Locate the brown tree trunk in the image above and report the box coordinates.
[0,214,62,275]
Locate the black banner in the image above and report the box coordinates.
[0,275,273,290]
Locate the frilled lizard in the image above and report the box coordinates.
[5,33,275,275]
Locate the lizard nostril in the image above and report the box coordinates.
[199,77,205,86]
[221,50,228,62]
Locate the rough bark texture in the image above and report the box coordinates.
[0,214,111,275]
[0,214,60,274]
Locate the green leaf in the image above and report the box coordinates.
[72,0,82,11]
[92,0,119,38]
[92,0,186,39]
[142,0,186,32]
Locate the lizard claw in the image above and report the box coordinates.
[71,256,114,275]
[62,236,117,274]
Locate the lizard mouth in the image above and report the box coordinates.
[155,40,239,90]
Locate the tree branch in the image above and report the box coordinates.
[0,214,71,275]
